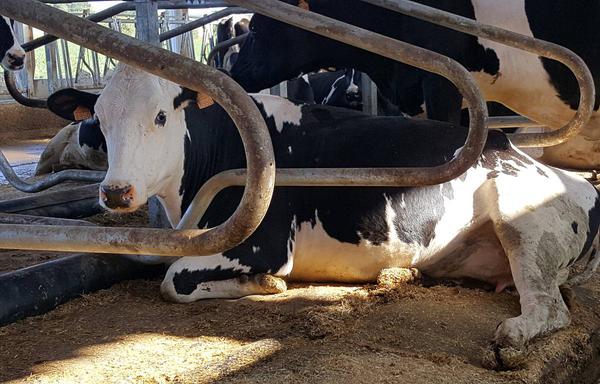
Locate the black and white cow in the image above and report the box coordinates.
[93,65,600,365]
[230,0,600,170]
[288,68,363,110]
[0,16,25,71]
[215,17,250,72]
[35,88,107,175]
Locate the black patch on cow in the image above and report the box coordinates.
[0,18,15,60]
[173,87,198,110]
[572,221,579,234]
[525,1,600,111]
[78,117,106,152]
[231,0,500,121]
[577,190,600,261]
[47,88,100,122]
[172,266,239,295]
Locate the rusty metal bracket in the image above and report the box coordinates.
[0,0,275,257]
[359,0,595,148]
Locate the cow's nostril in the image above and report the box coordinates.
[100,185,134,209]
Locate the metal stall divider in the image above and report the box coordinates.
[1,5,248,194]
[0,0,488,257]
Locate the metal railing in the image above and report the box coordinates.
[0,0,594,258]
[0,0,487,257]
[0,0,275,256]
[5,4,248,109]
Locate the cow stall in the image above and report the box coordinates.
[0,0,599,383]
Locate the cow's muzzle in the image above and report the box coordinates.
[100,184,134,210]
[4,50,25,70]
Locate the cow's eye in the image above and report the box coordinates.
[155,111,167,126]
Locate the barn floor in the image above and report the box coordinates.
[1,140,600,383]
[1,272,600,384]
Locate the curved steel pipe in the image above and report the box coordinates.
[10,5,247,110]
[207,33,248,67]
[0,149,105,193]
[226,0,488,186]
[359,0,595,148]
[4,72,47,109]
[0,0,275,257]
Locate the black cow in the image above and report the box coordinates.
[231,0,600,170]
[0,16,25,71]
[36,88,107,175]
[87,64,600,367]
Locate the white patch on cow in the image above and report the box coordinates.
[276,215,297,277]
[470,1,580,131]
[289,210,416,282]
[1,17,25,71]
[252,245,260,254]
[322,73,346,105]
[346,69,359,95]
[287,145,293,155]
[160,254,259,302]
[251,94,303,133]
[301,74,310,84]
[452,145,464,159]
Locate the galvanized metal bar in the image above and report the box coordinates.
[225,0,488,184]
[486,116,542,129]
[159,7,247,42]
[9,5,247,110]
[359,0,595,147]
[3,72,47,108]
[0,0,275,257]
[0,149,105,193]
[207,33,248,67]
[361,73,378,116]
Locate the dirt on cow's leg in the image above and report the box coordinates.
[485,224,571,371]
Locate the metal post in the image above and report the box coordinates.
[135,0,160,46]
[361,74,378,116]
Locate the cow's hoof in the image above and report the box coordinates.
[481,343,527,371]
[252,274,287,294]
[377,267,420,288]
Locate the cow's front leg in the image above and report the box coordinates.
[490,228,570,369]
[160,255,287,303]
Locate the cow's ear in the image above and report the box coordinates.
[174,87,215,110]
[298,0,310,10]
[47,88,99,122]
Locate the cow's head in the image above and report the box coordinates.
[0,16,25,71]
[230,0,332,92]
[95,65,197,215]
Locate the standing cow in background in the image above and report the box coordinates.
[231,0,600,170]
[215,17,250,72]
[0,16,25,71]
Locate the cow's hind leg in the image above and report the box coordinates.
[491,224,571,369]
[160,255,287,303]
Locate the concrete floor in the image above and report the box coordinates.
[0,140,47,185]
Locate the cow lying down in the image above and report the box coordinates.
[35,89,106,175]
[61,65,600,367]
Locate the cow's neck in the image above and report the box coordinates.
[177,104,246,221]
